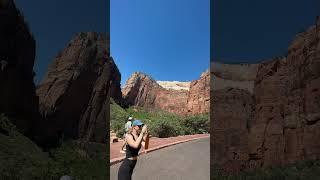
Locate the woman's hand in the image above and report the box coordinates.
[141,125,148,134]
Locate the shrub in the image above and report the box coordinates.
[181,113,209,134]
[110,104,210,138]
[116,128,126,138]
[110,98,129,137]
[149,118,178,138]
[0,114,107,180]
[0,114,50,179]
[47,141,107,180]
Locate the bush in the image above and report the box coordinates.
[128,107,209,137]
[47,141,107,180]
[0,114,108,180]
[0,114,50,179]
[127,107,184,137]
[181,113,209,134]
[110,104,210,138]
[149,118,178,138]
[110,99,129,138]
[116,128,126,138]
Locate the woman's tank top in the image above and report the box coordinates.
[126,134,141,158]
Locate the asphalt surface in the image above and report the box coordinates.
[110,137,210,180]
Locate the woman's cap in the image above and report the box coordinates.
[132,120,143,126]
[128,116,133,120]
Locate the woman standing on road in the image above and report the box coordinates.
[118,120,148,180]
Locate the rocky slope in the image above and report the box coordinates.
[122,71,210,115]
[36,32,121,144]
[211,17,320,173]
[0,0,39,136]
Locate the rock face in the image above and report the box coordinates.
[210,62,257,173]
[0,0,39,135]
[122,71,210,115]
[187,70,210,114]
[122,72,162,107]
[36,32,121,144]
[122,72,189,115]
[211,62,257,173]
[211,88,254,174]
[211,62,258,93]
[248,20,320,169]
[211,18,320,173]
[212,62,259,81]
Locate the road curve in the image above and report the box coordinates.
[110,137,210,180]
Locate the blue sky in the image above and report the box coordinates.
[15,0,107,84]
[111,0,210,87]
[212,0,320,63]
[14,0,318,86]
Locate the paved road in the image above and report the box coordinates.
[110,137,210,180]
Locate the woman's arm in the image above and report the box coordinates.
[141,131,149,148]
[126,126,147,149]
[126,133,144,149]
[143,130,148,139]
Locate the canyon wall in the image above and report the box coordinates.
[0,0,39,136]
[211,18,320,173]
[122,71,210,115]
[36,32,121,144]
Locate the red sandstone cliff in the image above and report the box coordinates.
[187,70,210,114]
[122,71,210,115]
[36,32,121,144]
[122,72,188,115]
[211,17,320,173]
[248,19,320,169]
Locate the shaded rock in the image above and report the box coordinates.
[248,18,320,168]
[210,61,257,173]
[211,17,320,174]
[211,62,259,81]
[60,175,74,180]
[36,32,120,145]
[78,55,119,143]
[0,0,39,136]
[211,62,257,93]
[211,88,254,172]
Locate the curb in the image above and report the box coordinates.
[110,135,209,166]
